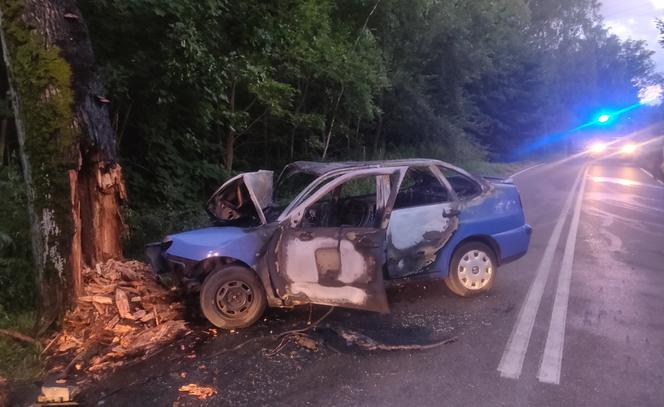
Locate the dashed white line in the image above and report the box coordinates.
[640,167,654,179]
[640,167,664,186]
[537,167,588,384]
[497,167,585,379]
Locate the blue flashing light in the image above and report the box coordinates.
[597,114,611,123]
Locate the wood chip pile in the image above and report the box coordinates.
[0,375,7,407]
[45,259,190,379]
[178,383,218,400]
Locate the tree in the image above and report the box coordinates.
[0,0,125,328]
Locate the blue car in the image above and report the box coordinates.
[146,159,532,329]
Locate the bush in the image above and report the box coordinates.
[123,204,211,259]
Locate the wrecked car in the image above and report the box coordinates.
[146,160,532,329]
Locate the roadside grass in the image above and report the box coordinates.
[462,160,539,178]
[0,312,42,381]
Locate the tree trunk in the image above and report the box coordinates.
[0,0,126,328]
[0,117,6,164]
[223,80,236,172]
[373,109,383,158]
[224,130,235,172]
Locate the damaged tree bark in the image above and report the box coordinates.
[0,0,125,328]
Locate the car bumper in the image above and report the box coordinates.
[492,224,532,265]
[145,242,205,295]
[145,241,194,275]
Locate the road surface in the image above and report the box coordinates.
[82,157,664,406]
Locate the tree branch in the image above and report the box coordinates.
[0,328,35,344]
[322,0,382,159]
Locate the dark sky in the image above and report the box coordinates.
[601,0,664,71]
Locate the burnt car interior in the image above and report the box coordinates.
[394,167,450,208]
[439,166,483,198]
[205,162,483,228]
[302,175,380,228]
[267,171,318,222]
[207,179,263,227]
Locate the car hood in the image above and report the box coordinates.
[165,226,272,264]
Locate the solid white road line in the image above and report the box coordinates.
[537,167,589,385]
[511,163,544,178]
[497,167,585,379]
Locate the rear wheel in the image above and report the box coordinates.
[200,265,266,329]
[445,241,497,297]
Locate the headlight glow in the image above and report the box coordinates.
[589,142,606,154]
[621,143,637,154]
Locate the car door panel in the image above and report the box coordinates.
[278,227,340,284]
[338,227,389,312]
[386,165,460,279]
[273,225,389,312]
[269,167,405,312]
[387,203,459,278]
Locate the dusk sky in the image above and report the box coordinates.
[602,0,664,71]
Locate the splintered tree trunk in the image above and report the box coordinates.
[0,0,126,328]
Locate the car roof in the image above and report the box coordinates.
[285,158,454,177]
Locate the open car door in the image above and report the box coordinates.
[269,167,405,313]
[206,170,273,226]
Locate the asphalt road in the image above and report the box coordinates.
[82,156,664,407]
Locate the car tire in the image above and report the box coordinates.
[200,265,266,329]
[445,241,497,297]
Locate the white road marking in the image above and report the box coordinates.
[497,167,585,379]
[640,167,654,179]
[537,167,589,384]
[640,167,664,186]
[589,176,664,190]
[510,163,544,178]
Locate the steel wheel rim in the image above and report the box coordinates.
[215,280,254,318]
[457,249,493,290]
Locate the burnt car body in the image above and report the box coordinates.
[146,159,532,328]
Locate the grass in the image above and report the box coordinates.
[0,312,42,381]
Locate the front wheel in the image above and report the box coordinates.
[445,242,497,297]
[200,265,266,329]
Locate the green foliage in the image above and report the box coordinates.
[0,312,41,380]
[0,164,34,316]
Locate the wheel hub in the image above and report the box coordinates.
[216,280,254,317]
[458,249,493,290]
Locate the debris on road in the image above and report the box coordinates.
[294,333,318,351]
[44,259,190,381]
[178,383,217,400]
[329,326,457,351]
[264,333,320,357]
[37,383,79,405]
